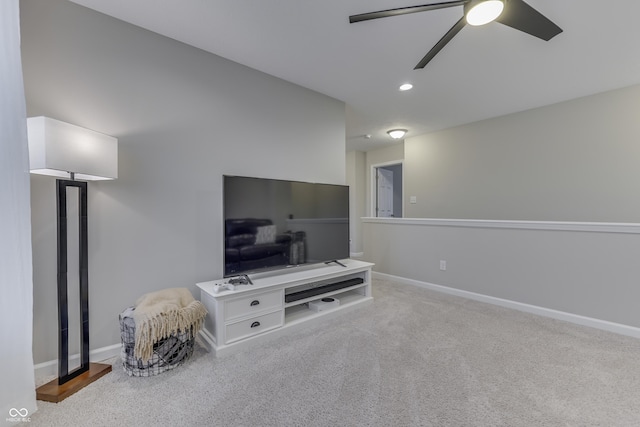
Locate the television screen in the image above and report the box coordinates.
[223,175,350,277]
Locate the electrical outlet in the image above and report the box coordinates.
[410,196,417,204]
[439,260,447,271]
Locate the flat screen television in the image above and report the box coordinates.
[223,175,350,277]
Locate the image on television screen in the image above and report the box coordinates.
[223,175,349,277]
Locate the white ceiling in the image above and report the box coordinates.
[69,0,640,151]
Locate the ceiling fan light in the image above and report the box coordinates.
[465,0,504,26]
[387,129,407,139]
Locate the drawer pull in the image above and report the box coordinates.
[250,300,260,306]
[250,321,261,328]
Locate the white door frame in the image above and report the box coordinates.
[370,160,404,218]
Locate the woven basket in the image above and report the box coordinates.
[119,307,196,377]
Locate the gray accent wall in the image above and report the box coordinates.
[361,83,640,330]
[363,219,640,328]
[346,150,366,254]
[404,84,640,222]
[22,0,345,364]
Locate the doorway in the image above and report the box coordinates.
[371,162,403,218]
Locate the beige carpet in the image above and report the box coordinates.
[30,278,640,426]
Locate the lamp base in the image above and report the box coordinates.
[36,362,112,403]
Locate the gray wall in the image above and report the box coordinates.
[363,219,640,328]
[405,84,640,221]
[22,0,346,364]
[362,83,640,330]
[346,150,366,254]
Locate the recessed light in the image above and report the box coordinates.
[399,83,413,91]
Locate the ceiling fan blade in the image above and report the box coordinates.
[349,0,467,23]
[414,16,466,69]
[496,0,562,41]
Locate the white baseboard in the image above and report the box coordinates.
[197,329,215,353]
[34,343,121,382]
[373,271,640,339]
[35,271,640,379]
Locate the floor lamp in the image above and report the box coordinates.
[28,116,118,403]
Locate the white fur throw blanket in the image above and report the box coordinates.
[133,287,207,362]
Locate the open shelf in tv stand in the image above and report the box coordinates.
[196,259,373,357]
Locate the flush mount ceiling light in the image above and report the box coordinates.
[387,129,407,139]
[464,0,504,26]
[399,83,413,91]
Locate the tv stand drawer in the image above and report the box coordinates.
[225,310,283,344]
[225,289,283,321]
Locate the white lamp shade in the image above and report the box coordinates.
[27,116,118,181]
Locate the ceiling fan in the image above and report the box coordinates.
[349,0,562,69]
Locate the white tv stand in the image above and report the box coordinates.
[196,259,373,357]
